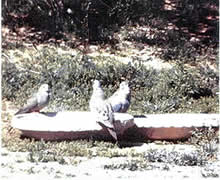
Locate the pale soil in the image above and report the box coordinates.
[1,144,220,180]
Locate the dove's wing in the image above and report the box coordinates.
[109,94,129,112]
[111,101,123,112]
[15,93,38,115]
[15,84,50,115]
[108,91,130,113]
[118,97,130,113]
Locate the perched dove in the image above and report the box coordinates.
[15,84,50,115]
[107,81,131,113]
[89,80,117,140]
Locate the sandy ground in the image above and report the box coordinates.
[1,144,220,180]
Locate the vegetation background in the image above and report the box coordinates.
[2,0,219,114]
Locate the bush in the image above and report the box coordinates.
[2,0,139,42]
[2,47,218,113]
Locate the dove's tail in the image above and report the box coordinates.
[97,121,117,141]
[107,128,117,141]
[14,109,26,115]
[14,108,40,115]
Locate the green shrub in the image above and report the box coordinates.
[2,46,218,113]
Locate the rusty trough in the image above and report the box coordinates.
[12,112,219,141]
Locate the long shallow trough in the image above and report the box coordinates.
[134,114,219,141]
[12,112,219,141]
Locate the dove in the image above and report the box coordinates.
[107,81,131,113]
[89,80,117,140]
[15,84,50,115]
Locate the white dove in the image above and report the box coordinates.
[89,80,117,140]
[15,84,50,115]
[107,81,131,113]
